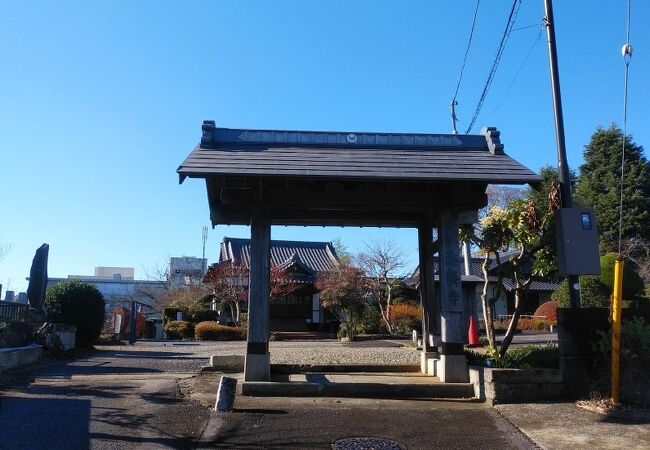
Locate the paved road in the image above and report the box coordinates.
[0,347,212,450]
[0,340,540,449]
[200,396,536,450]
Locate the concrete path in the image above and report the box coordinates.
[14,338,647,449]
[198,395,537,449]
[0,341,537,449]
[0,348,212,449]
[496,403,650,450]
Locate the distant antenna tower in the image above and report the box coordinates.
[201,226,208,263]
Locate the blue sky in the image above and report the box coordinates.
[1,1,648,293]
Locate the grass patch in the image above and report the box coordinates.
[466,343,559,369]
[95,333,125,346]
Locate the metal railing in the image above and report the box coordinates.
[0,301,30,323]
[498,314,548,321]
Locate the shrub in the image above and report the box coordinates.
[44,279,106,347]
[0,321,33,348]
[164,320,194,340]
[592,317,650,405]
[552,276,610,308]
[360,305,381,334]
[163,307,186,325]
[337,320,363,340]
[194,321,246,341]
[389,303,421,336]
[501,317,554,331]
[534,301,558,322]
[191,309,219,324]
[600,253,645,299]
[580,276,611,308]
[95,333,125,346]
[465,343,559,369]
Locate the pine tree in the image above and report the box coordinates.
[575,125,650,253]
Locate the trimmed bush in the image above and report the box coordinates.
[164,320,194,340]
[501,317,554,331]
[191,309,219,324]
[194,321,246,341]
[600,253,644,299]
[534,301,558,322]
[552,276,610,308]
[163,307,186,325]
[44,279,105,347]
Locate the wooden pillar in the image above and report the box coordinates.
[418,220,437,373]
[244,208,271,381]
[438,212,468,382]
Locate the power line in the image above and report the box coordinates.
[450,0,481,134]
[465,0,522,134]
[485,24,543,122]
[511,23,539,32]
[452,0,481,103]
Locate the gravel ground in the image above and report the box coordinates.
[86,339,419,373]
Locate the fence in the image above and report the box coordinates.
[0,301,30,323]
[498,314,548,321]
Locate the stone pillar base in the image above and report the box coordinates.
[439,354,469,383]
[420,351,438,374]
[244,353,270,381]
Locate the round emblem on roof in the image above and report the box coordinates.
[346,133,357,144]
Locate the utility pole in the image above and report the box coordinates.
[450,100,459,134]
[202,226,208,273]
[543,0,581,308]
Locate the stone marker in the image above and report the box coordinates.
[215,376,238,412]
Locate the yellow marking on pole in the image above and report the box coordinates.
[611,259,624,404]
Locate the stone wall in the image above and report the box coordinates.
[469,366,563,405]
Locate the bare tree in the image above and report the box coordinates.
[356,240,407,335]
[620,237,650,285]
[204,261,248,325]
[204,261,299,326]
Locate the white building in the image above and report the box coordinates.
[47,267,167,333]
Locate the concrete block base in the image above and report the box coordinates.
[427,357,439,377]
[420,351,438,374]
[244,353,270,381]
[439,354,469,383]
[0,344,42,372]
[209,354,245,372]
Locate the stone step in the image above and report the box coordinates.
[271,364,421,374]
[241,372,475,400]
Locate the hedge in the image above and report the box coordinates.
[194,321,246,341]
[164,320,194,340]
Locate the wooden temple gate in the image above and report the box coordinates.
[178,122,540,383]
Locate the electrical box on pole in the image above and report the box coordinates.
[555,208,601,276]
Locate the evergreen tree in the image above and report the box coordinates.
[575,125,650,253]
[524,165,578,218]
